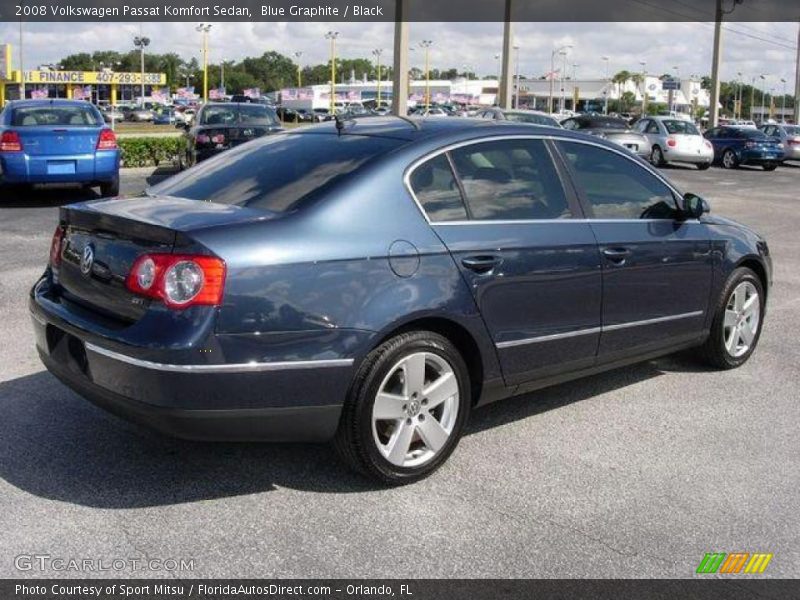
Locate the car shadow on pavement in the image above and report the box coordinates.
[145,166,180,187]
[0,185,100,208]
[0,355,705,507]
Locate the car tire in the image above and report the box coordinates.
[721,149,738,169]
[650,146,666,167]
[100,177,120,197]
[763,163,778,171]
[697,162,711,171]
[697,267,765,370]
[334,331,471,485]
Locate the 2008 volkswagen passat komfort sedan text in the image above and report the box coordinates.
[31,118,772,484]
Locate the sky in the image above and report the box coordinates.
[1,21,797,90]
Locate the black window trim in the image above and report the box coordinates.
[403,134,684,225]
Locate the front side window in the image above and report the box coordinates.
[557,141,677,220]
[449,139,571,220]
[409,154,468,222]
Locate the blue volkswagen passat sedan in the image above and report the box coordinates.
[30,118,771,484]
[1,99,120,195]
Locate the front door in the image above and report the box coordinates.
[554,140,712,363]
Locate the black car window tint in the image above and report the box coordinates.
[449,139,571,220]
[557,141,677,220]
[409,154,468,222]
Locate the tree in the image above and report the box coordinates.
[612,70,631,101]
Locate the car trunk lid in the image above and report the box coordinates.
[55,196,276,322]
[18,127,99,156]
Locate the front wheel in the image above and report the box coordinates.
[697,267,765,369]
[334,331,471,484]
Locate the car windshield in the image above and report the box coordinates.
[662,120,700,135]
[504,112,559,127]
[148,132,404,213]
[783,126,800,135]
[10,105,100,127]
[200,104,278,127]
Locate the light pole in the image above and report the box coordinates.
[419,40,432,110]
[372,48,383,108]
[549,44,572,113]
[294,51,303,87]
[195,24,211,103]
[559,50,568,113]
[18,6,25,99]
[133,34,150,104]
[513,45,520,109]
[672,65,680,113]
[639,60,647,115]
[602,56,609,114]
[780,77,787,122]
[325,31,339,113]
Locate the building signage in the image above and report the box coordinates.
[24,70,165,85]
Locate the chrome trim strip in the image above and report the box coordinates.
[85,342,354,373]
[495,311,704,349]
[403,133,684,225]
[601,310,704,332]
[496,326,602,349]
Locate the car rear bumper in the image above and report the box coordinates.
[0,150,119,184]
[663,147,714,164]
[30,278,352,442]
[737,149,785,165]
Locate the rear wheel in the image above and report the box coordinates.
[650,146,666,167]
[721,149,738,169]
[334,331,471,484]
[697,267,764,369]
[100,177,119,197]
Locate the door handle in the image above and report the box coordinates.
[602,247,632,264]
[461,255,501,273]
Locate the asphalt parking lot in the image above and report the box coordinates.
[0,162,798,578]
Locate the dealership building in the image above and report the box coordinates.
[0,43,167,106]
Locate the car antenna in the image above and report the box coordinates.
[395,115,421,130]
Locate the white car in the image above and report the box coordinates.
[635,116,714,169]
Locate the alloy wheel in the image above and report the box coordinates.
[371,352,460,468]
[723,281,760,358]
[723,150,736,169]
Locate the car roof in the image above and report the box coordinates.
[287,115,617,146]
[6,99,97,108]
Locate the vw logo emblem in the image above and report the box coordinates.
[80,245,95,276]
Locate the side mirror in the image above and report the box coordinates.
[682,193,710,219]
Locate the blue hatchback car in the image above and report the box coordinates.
[1,99,120,195]
[703,125,785,171]
[30,118,772,483]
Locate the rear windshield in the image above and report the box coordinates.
[11,105,101,127]
[148,133,404,213]
[737,128,768,138]
[199,104,279,127]
[585,118,628,129]
[504,112,560,127]
[662,120,699,135]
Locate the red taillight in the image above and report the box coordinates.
[49,226,65,267]
[0,131,23,152]
[211,134,225,144]
[96,128,117,150]
[196,134,211,145]
[126,253,226,309]
[666,137,677,147]
[788,138,800,146]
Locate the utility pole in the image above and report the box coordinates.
[195,24,211,103]
[372,48,383,108]
[499,8,514,109]
[419,40,432,111]
[325,31,339,113]
[391,1,409,116]
[19,11,25,99]
[709,0,724,127]
[794,19,800,124]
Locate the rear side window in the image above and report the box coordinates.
[11,105,101,127]
[449,139,571,220]
[663,120,699,135]
[409,154,468,222]
[149,133,403,213]
[557,141,677,220]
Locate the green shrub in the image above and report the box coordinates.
[118,137,184,168]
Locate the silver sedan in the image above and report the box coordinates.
[634,116,714,169]
[759,123,800,161]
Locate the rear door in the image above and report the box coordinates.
[408,137,602,386]
[554,139,711,363]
